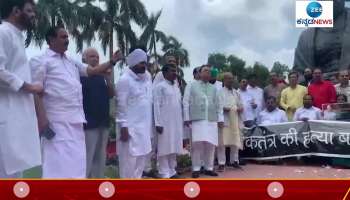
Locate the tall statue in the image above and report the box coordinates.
[294,0,350,74]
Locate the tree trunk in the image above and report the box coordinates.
[108,28,116,123]
[109,28,114,82]
[51,16,56,26]
[125,36,129,57]
[153,32,158,64]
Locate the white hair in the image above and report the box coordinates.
[82,47,98,63]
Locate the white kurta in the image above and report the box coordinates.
[293,106,322,121]
[214,81,223,92]
[153,71,179,87]
[257,108,288,125]
[30,49,88,178]
[238,89,256,121]
[116,68,153,156]
[221,87,242,147]
[153,80,183,156]
[183,81,224,146]
[0,22,41,175]
[247,85,264,118]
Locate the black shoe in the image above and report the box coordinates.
[192,171,200,178]
[142,170,158,178]
[170,174,180,179]
[204,170,218,176]
[200,166,205,174]
[231,162,241,169]
[218,165,225,172]
[239,159,246,165]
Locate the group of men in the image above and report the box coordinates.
[0,0,121,178]
[2,0,350,180]
[259,67,350,125]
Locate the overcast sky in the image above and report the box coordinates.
[25,0,350,81]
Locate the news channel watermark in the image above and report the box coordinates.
[296,1,333,28]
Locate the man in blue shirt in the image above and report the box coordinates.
[81,48,115,178]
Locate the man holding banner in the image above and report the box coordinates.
[293,94,322,121]
[258,96,288,125]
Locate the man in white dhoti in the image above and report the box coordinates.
[293,94,322,121]
[183,65,224,178]
[116,49,153,179]
[0,0,42,178]
[257,96,288,125]
[153,64,183,178]
[30,26,121,178]
[217,73,243,171]
[143,54,178,178]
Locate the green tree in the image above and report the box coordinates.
[271,61,290,76]
[252,62,270,87]
[207,53,228,72]
[136,10,167,64]
[227,55,246,77]
[95,0,148,59]
[162,36,190,67]
[207,53,246,78]
[25,0,77,47]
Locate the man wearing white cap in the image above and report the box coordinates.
[116,48,153,178]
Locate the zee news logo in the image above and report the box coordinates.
[296,1,333,28]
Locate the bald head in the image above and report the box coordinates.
[223,72,234,89]
[83,48,99,67]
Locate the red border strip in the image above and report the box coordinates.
[1,180,350,199]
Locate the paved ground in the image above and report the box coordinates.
[180,163,350,179]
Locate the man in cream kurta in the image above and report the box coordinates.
[0,1,42,178]
[217,73,243,171]
[30,27,120,178]
[153,64,183,178]
[116,49,153,179]
[183,65,224,178]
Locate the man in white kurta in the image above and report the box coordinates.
[258,96,288,126]
[143,54,178,177]
[217,73,243,171]
[183,65,224,178]
[116,49,153,179]
[153,55,178,86]
[153,64,183,178]
[247,74,264,119]
[30,27,120,178]
[238,79,257,127]
[293,94,322,121]
[0,1,42,178]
